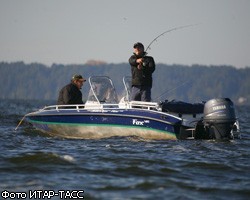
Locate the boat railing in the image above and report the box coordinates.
[128,101,161,110]
[40,104,85,112]
[38,101,161,112]
[84,101,120,109]
[118,101,161,112]
[39,103,121,112]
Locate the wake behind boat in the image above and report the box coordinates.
[24,76,240,140]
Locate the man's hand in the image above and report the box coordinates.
[136,58,143,70]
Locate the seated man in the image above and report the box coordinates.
[57,74,86,105]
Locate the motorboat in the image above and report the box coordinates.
[23,76,240,140]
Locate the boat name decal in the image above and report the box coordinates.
[132,119,150,126]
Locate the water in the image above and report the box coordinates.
[1,99,250,200]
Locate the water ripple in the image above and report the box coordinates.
[0,100,249,199]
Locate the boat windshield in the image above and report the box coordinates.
[122,76,132,101]
[87,76,118,103]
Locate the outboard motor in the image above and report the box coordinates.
[202,98,237,139]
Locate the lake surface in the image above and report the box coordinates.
[0,99,249,200]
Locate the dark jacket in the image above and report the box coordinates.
[129,53,155,87]
[57,83,83,105]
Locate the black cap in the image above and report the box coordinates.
[133,42,144,49]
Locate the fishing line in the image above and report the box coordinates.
[153,80,191,101]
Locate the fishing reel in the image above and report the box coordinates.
[141,57,150,67]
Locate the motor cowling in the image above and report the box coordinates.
[202,98,236,139]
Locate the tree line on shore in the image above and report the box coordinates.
[0,61,249,105]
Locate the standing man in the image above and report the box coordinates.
[57,74,86,105]
[129,42,155,102]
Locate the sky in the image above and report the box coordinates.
[0,0,249,68]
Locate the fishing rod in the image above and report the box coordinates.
[145,23,200,54]
[144,24,199,101]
